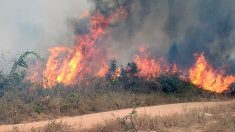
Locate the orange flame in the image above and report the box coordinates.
[112,67,121,79]
[189,53,235,93]
[26,60,43,84]
[134,55,161,78]
[43,47,84,88]
[134,48,178,79]
[42,7,127,88]
[96,63,109,77]
[172,63,178,74]
[29,5,234,94]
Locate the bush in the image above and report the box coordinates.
[157,74,182,93]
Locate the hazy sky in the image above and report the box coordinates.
[0,0,90,60]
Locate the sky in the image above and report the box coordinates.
[0,0,90,62]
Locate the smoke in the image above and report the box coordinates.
[0,0,90,71]
[71,0,173,64]
[1,0,235,73]
[73,0,235,73]
[170,0,235,71]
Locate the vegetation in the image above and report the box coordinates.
[84,101,235,132]
[0,51,233,126]
[0,51,42,93]
[9,101,235,132]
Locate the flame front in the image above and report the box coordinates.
[42,7,127,88]
[26,5,235,93]
[134,48,178,79]
[134,55,161,78]
[189,53,235,93]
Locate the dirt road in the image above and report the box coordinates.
[0,100,233,132]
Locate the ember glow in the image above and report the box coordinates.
[189,53,235,93]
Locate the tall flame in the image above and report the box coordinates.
[43,8,127,88]
[189,53,235,93]
[27,5,235,93]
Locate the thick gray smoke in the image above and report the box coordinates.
[168,0,235,71]
[74,0,235,73]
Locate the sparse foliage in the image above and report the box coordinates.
[10,51,42,75]
[113,106,137,131]
[8,51,42,86]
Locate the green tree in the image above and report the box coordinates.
[106,59,117,81]
[127,62,138,76]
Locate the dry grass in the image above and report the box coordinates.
[30,121,75,132]
[1,86,223,125]
[7,121,75,132]
[83,101,235,132]
[0,72,232,125]
[7,101,235,132]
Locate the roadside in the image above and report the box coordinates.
[2,100,234,132]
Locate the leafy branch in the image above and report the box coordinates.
[10,51,42,75]
[8,51,43,85]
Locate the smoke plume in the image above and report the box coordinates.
[71,0,235,73]
[1,0,235,74]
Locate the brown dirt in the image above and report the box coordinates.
[0,100,233,132]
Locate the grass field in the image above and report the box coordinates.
[0,78,232,126]
[8,100,235,132]
[84,101,235,132]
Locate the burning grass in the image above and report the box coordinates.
[189,53,235,93]
[21,0,235,94]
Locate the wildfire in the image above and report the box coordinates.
[26,60,43,84]
[171,63,178,74]
[189,53,235,93]
[96,63,109,77]
[112,67,121,79]
[134,48,178,79]
[42,7,127,88]
[134,55,161,79]
[26,3,235,94]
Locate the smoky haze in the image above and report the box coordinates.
[75,0,235,73]
[0,0,90,71]
[1,0,235,73]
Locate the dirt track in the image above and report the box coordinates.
[0,100,233,132]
